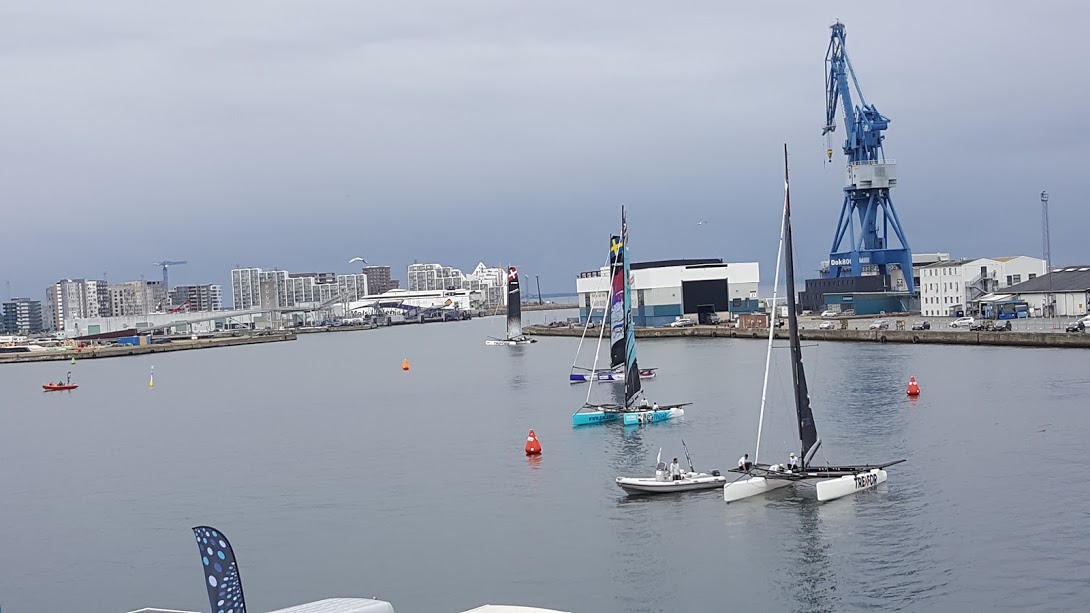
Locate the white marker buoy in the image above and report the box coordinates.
[149,365,155,389]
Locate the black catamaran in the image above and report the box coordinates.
[485,266,536,346]
[572,207,688,426]
[723,145,904,503]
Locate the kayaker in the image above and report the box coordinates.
[786,453,799,471]
[670,458,682,481]
[738,453,752,472]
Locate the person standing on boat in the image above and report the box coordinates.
[652,401,659,410]
[670,458,682,481]
[738,453,752,472]
[786,453,799,471]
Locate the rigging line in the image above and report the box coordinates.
[755,180,789,466]
[585,237,616,406]
[571,248,614,373]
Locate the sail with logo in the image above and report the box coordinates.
[572,206,687,425]
[486,266,536,346]
[569,232,658,383]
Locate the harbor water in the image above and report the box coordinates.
[1,311,1088,612]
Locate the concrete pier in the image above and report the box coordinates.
[524,324,1090,349]
[0,332,297,364]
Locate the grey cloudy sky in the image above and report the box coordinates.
[2,1,1086,299]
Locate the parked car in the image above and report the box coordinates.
[698,312,720,325]
[820,310,838,318]
[986,320,1012,332]
[911,321,931,331]
[668,317,696,328]
[1066,320,1085,333]
[868,320,889,330]
[969,321,986,331]
[949,317,975,328]
[818,321,836,330]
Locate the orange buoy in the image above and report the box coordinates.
[906,376,920,396]
[402,359,410,371]
[525,429,542,455]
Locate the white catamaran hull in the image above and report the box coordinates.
[485,338,536,346]
[723,475,794,503]
[616,473,725,494]
[814,468,887,502]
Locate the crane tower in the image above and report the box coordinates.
[822,21,914,294]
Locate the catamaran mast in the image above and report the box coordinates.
[782,144,820,467]
[754,174,789,466]
[621,206,642,408]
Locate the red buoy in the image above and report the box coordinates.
[525,429,542,455]
[906,376,920,396]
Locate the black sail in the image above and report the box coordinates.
[506,267,522,338]
[782,145,820,463]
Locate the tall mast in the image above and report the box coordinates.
[782,144,820,467]
[754,170,789,466]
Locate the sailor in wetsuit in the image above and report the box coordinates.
[670,458,683,481]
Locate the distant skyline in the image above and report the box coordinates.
[3,1,1086,299]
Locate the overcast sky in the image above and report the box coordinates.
[2,1,1086,300]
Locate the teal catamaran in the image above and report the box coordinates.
[572,207,689,426]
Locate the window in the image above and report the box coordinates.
[1006,275,1013,285]
[1012,274,1022,284]
[1029,273,1037,280]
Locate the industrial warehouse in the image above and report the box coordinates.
[575,258,759,327]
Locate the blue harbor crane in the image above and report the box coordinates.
[822,21,914,294]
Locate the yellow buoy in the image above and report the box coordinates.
[149,365,155,388]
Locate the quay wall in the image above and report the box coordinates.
[524,325,1090,349]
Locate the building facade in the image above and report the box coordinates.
[1001,266,1090,317]
[231,267,369,310]
[2,298,44,334]
[44,279,111,331]
[919,256,1047,317]
[109,280,167,316]
[361,265,399,295]
[407,262,507,308]
[169,284,224,312]
[575,259,760,327]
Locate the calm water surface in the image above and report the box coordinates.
[1,311,1088,612]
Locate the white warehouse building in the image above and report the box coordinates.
[575,259,759,327]
[919,255,1047,318]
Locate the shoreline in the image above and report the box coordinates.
[0,332,297,364]
[524,324,1090,349]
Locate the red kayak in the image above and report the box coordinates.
[43,384,78,391]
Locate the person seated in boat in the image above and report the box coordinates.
[738,453,752,472]
[640,397,649,408]
[652,402,659,410]
[786,452,799,471]
[670,458,682,481]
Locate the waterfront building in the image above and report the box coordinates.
[407,261,506,308]
[918,256,1047,317]
[997,265,1090,318]
[44,279,111,331]
[109,280,167,316]
[169,284,224,312]
[361,265,399,294]
[575,258,760,327]
[2,298,44,334]
[231,267,369,310]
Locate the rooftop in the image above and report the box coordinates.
[1006,266,1090,293]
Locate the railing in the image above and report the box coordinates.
[849,159,896,166]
